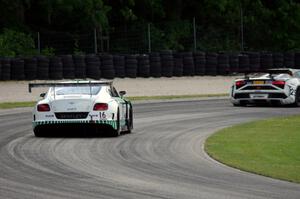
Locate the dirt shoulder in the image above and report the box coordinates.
[0,76,238,103]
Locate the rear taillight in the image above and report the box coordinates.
[93,103,108,111]
[37,104,50,112]
[272,80,285,89]
[236,80,246,89]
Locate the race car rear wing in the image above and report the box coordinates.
[28,81,113,93]
[244,69,293,80]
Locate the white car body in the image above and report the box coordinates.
[29,81,133,137]
[230,68,300,106]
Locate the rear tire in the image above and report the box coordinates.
[112,109,121,137]
[292,88,300,107]
[34,128,44,137]
[125,106,133,133]
[233,101,247,107]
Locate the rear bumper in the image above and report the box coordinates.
[33,120,118,130]
[231,92,295,105]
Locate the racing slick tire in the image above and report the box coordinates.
[34,128,45,137]
[292,88,300,107]
[125,106,133,134]
[112,109,121,137]
[233,101,247,107]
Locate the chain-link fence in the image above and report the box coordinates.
[36,18,242,55]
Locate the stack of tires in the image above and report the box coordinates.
[137,54,150,78]
[217,53,230,75]
[284,52,295,68]
[260,52,273,70]
[160,51,174,77]
[294,52,300,69]
[1,58,11,80]
[182,52,195,76]
[113,55,126,78]
[49,57,63,80]
[36,56,49,80]
[205,53,218,75]
[149,52,161,77]
[100,54,115,79]
[229,53,239,73]
[272,53,284,68]
[247,52,260,71]
[238,54,250,73]
[24,57,37,80]
[194,51,206,75]
[85,54,101,79]
[11,58,25,80]
[73,55,86,78]
[61,55,75,79]
[173,53,183,77]
[125,55,138,78]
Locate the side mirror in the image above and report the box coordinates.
[119,91,126,97]
[40,93,46,98]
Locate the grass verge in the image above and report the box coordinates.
[0,93,227,109]
[205,116,300,183]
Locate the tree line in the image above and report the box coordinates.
[0,0,300,56]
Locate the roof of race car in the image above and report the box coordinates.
[28,80,113,92]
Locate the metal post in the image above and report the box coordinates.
[240,3,244,51]
[193,17,197,51]
[37,32,41,54]
[148,23,151,53]
[94,28,98,54]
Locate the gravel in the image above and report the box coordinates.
[0,76,239,103]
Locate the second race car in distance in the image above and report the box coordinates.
[231,68,300,106]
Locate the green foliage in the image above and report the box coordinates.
[41,46,55,57]
[0,29,36,57]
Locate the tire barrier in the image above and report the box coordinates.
[294,52,300,69]
[217,53,230,75]
[60,55,75,79]
[205,52,218,75]
[182,52,195,76]
[36,56,49,80]
[24,57,37,80]
[100,54,115,79]
[125,55,138,78]
[247,52,260,71]
[284,52,295,68]
[4,51,300,81]
[49,56,63,80]
[85,54,101,79]
[160,50,174,77]
[11,58,25,80]
[229,53,239,73]
[113,55,126,78]
[238,54,250,73]
[137,54,150,78]
[260,52,273,70]
[194,51,206,75]
[0,59,2,79]
[149,52,161,77]
[173,53,183,77]
[73,55,86,78]
[1,58,11,80]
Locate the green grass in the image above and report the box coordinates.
[205,116,300,183]
[0,101,36,109]
[0,93,227,109]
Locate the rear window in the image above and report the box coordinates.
[54,86,102,95]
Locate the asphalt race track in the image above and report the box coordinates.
[1,99,300,199]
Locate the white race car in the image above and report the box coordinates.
[29,81,133,137]
[231,68,300,106]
